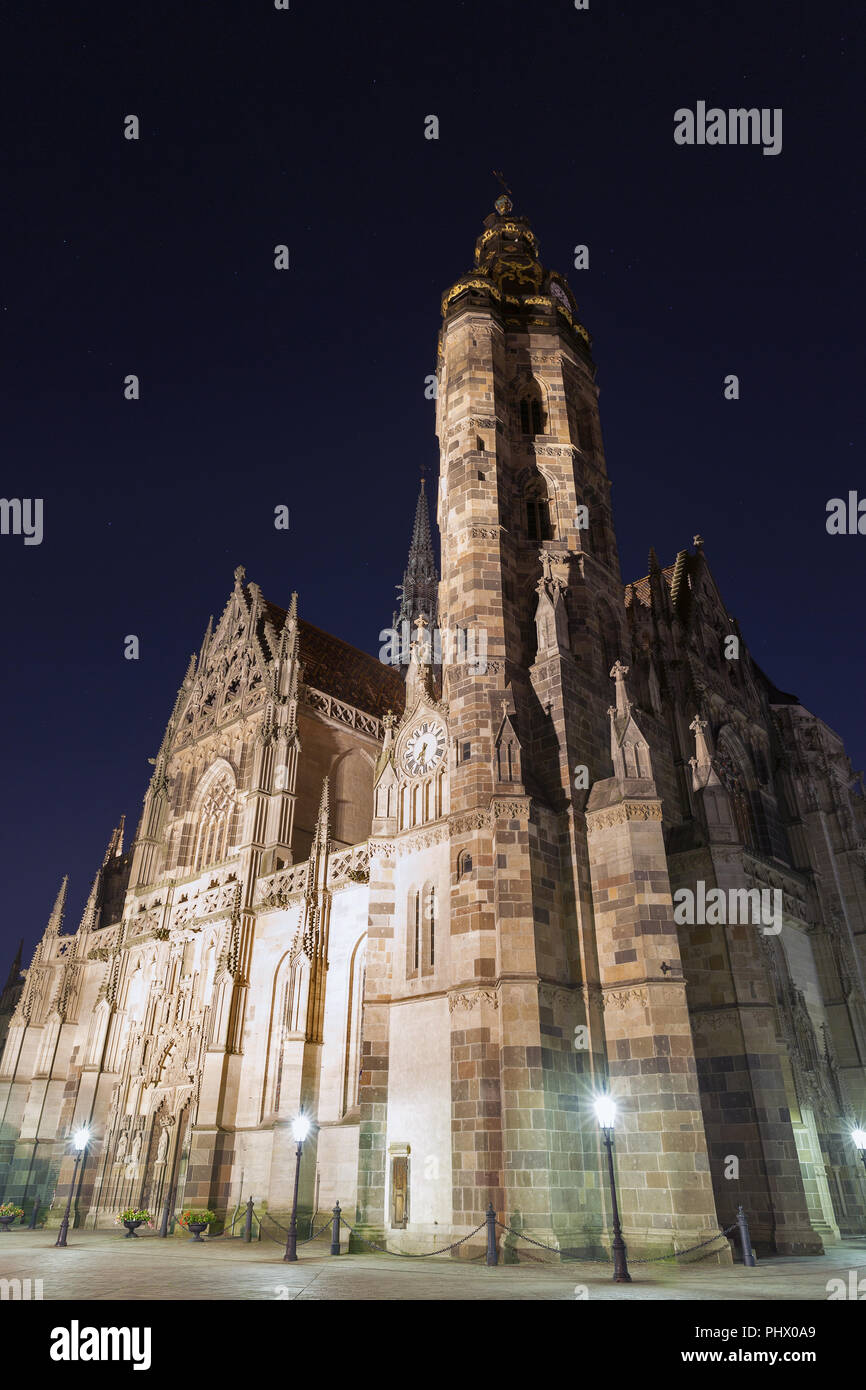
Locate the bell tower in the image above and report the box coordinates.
[428,193,725,1258]
[356,194,727,1261]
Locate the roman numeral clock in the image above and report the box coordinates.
[402,720,447,778]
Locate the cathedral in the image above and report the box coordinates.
[2,195,865,1260]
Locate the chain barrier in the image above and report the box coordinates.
[252,1211,333,1246]
[494,1218,738,1264]
[202,1210,242,1240]
[338,1214,487,1259]
[176,1202,743,1268]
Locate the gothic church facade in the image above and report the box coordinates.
[2,197,865,1258]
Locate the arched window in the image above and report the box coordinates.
[427,887,436,969]
[716,738,758,851]
[520,396,545,435]
[517,378,547,437]
[264,951,309,1118]
[343,936,366,1115]
[407,885,437,978]
[457,850,473,879]
[524,472,553,542]
[192,765,238,872]
[287,954,309,1033]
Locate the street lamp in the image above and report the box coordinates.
[55,1126,90,1249]
[283,1114,312,1263]
[853,1128,866,1172]
[594,1094,631,1283]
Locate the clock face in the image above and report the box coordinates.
[550,281,570,309]
[403,721,447,777]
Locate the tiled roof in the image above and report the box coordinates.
[625,564,677,608]
[260,598,405,721]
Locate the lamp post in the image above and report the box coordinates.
[283,1114,312,1263]
[55,1127,90,1249]
[594,1095,631,1283]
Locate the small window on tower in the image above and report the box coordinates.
[457,851,473,879]
[527,499,552,541]
[519,391,546,436]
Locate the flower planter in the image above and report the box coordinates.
[122,1219,144,1239]
[187,1221,208,1242]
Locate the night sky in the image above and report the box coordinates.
[3,1,863,963]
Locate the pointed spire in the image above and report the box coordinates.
[45,876,68,936]
[198,616,213,664]
[609,660,631,719]
[315,777,330,841]
[608,664,655,784]
[280,591,300,658]
[393,477,439,644]
[689,713,721,790]
[648,547,661,576]
[308,777,332,895]
[103,814,126,864]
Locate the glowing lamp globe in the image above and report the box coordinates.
[291,1115,311,1144]
[594,1095,617,1130]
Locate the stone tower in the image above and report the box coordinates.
[356,195,729,1259]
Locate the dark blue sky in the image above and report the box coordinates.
[2,0,863,961]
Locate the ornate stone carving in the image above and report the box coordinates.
[448,989,499,1013]
[490,797,531,822]
[449,811,489,835]
[585,802,663,835]
[602,987,648,1011]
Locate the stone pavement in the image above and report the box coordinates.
[0,1228,865,1300]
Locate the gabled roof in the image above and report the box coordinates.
[626,564,677,609]
[259,597,405,721]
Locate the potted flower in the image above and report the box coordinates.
[180,1208,215,1242]
[116,1207,153,1238]
[0,1202,23,1232]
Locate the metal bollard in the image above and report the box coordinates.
[736,1206,756,1267]
[28,1198,40,1230]
[243,1196,254,1244]
[485,1202,498,1266]
[330,1202,341,1256]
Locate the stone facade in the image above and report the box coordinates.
[1,198,865,1258]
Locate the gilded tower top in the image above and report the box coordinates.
[440,191,591,351]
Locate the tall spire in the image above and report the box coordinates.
[392,476,439,651]
[45,876,68,936]
[103,814,126,864]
